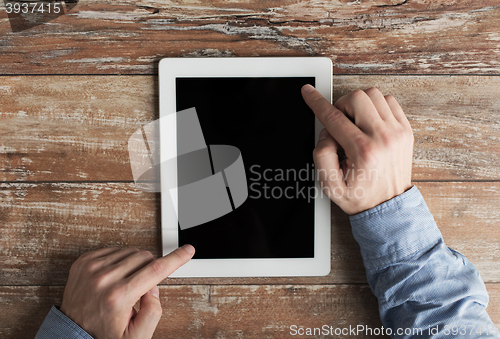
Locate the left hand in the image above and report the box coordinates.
[60,245,195,339]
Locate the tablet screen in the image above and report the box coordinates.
[175,77,316,259]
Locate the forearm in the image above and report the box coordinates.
[350,186,499,338]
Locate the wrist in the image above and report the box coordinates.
[349,185,442,270]
[341,182,413,216]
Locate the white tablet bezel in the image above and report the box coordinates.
[159,57,332,277]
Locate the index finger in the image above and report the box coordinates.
[126,244,195,300]
[301,85,364,154]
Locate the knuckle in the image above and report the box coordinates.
[141,250,155,261]
[171,248,186,262]
[388,125,413,146]
[89,277,104,291]
[150,259,167,277]
[355,136,371,152]
[364,87,380,96]
[88,270,111,291]
[82,260,101,274]
[384,94,395,103]
[311,93,324,104]
[146,303,163,320]
[360,148,376,165]
[313,144,334,160]
[310,94,327,111]
[323,108,344,126]
[349,89,367,101]
[379,129,397,146]
[103,286,125,310]
[355,137,376,161]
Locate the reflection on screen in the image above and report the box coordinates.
[175,77,315,259]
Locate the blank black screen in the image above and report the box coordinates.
[175,77,315,259]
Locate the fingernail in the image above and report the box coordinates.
[182,244,195,254]
[319,128,329,141]
[149,286,160,299]
[302,84,315,94]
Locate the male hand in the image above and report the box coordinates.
[60,245,195,339]
[301,85,414,215]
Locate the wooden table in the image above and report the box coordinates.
[1,1,500,338]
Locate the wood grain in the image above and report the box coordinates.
[2,75,500,181]
[1,181,499,286]
[1,0,500,336]
[335,75,500,180]
[0,181,363,286]
[0,285,386,339]
[0,76,156,182]
[1,284,499,339]
[1,1,500,74]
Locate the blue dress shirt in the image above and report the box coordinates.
[350,186,499,338]
[35,306,93,339]
[36,185,499,338]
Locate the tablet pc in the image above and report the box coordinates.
[159,57,332,277]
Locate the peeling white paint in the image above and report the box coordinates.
[336,63,395,70]
[64,57,130,64]
[73,10,151,21]
[140,23,315,53]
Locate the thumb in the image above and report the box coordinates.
[128,286,162,339]
[313,128,347,203]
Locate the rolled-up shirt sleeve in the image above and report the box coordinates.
[350,185,500,338]
[35,306,94,339]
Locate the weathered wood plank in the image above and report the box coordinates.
[0,76,155,182]
[0,285,384,339]
[2,75,500,181]
[1,1,500,74]
[335,75,500,180]
[0,181,499,285]
[0,181,365,285]
[1,284,499,339]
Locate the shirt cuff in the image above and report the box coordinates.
[349,185,443,270]
[35,306,94,339]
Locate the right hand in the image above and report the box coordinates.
[60,245,195,339]
[301,85,414,215]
